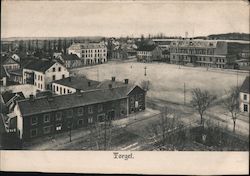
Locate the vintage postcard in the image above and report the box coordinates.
[0,0,249,175]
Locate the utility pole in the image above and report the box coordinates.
[184,83,186,105]
[104,115,107,150]
[68,122,72,142]
[236,69,239,88]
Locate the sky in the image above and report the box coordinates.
[1,0,249,38]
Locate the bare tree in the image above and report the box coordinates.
[146,107,183,147]
[223,87,240,132]
[190,88,217,125]
[88,118,113,150]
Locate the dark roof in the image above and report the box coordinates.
[9,69,23,76]
[0,56,19,65]
[24,59,56,73]
[0,114,7,134]
[61,54,80,61]
[17,85,138,116]
[0,66,8,78]
[96,79,130,89]
[240,76,250,94]
[137,45,157,51]
[1,91,25,104]
[53,76,100,91]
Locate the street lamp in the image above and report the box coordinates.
[144,66,147,76]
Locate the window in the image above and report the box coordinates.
[43,114,50,123]
[56,124,62,131]
[244,104,248,112]
[88,116,93,123]
[78,119,83,125]
[88,106,93,114]
[53,85,55,92]
[58,67,61,72]
[98,104,103,112]
[78,107,83,116]
[43,126,51,134]
[56,86,59,92]
[67,109,73,118]
[41,84,43,89]
[55,112,62,121]
[52,75,56,81]
[98,114,105,122]
[62,74,65,79]
[243,94,247,100]
[31,117,38,125]
[30,129,37,138]
[52,67,55,72]
[64,88,66,94]
[38,75,40,80]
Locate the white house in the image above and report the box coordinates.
[23,59,69,91]
[67,42,107,65]
[239,76,250,114]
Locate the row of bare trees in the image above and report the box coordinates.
[190,87,240,133]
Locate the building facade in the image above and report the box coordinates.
[137,45,162,62]
[67,42,107,65]
[239,76,250,114]
[14,85,146,141]
[169,39,233,68]
[23,59,69,91]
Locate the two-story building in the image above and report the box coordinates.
[0,56,20,71]
[170,39,230,68]
[239,76,249,114]
[67,42,107,65]
[58,54,82,68]
[22,59,69,91]
[137,45,162,62]
[14,84,146,141]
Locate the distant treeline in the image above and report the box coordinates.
[208,33,250,41]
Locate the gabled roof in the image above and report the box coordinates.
[0,56,19,65]
[60,54,80,61]
[17,85,136,116]
[240,76,250,94]
[1,91,25,104]
[53,76,100,91]
[24,59,57,73]
[0,66,9,79]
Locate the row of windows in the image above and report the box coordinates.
[52,67,61,72]
[30,105,103,125]
[34,82,43,89]
[53,85,72,95]
[4,65,20,70]
[82,53,106,58]
[171,55,225,63]
[34,74,43,81]
[82,49,106,53]
[170,48,214,55]
[30,118,94,137]
[52,74,65,81]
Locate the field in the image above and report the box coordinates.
[71,61,249,104]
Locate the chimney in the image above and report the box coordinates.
[88,81,91,87]
[124,79,129,84]
[111,76,115,82]
[108,84,112,89]
[29,94,34,101]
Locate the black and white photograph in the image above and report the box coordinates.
[0,0,249,175]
